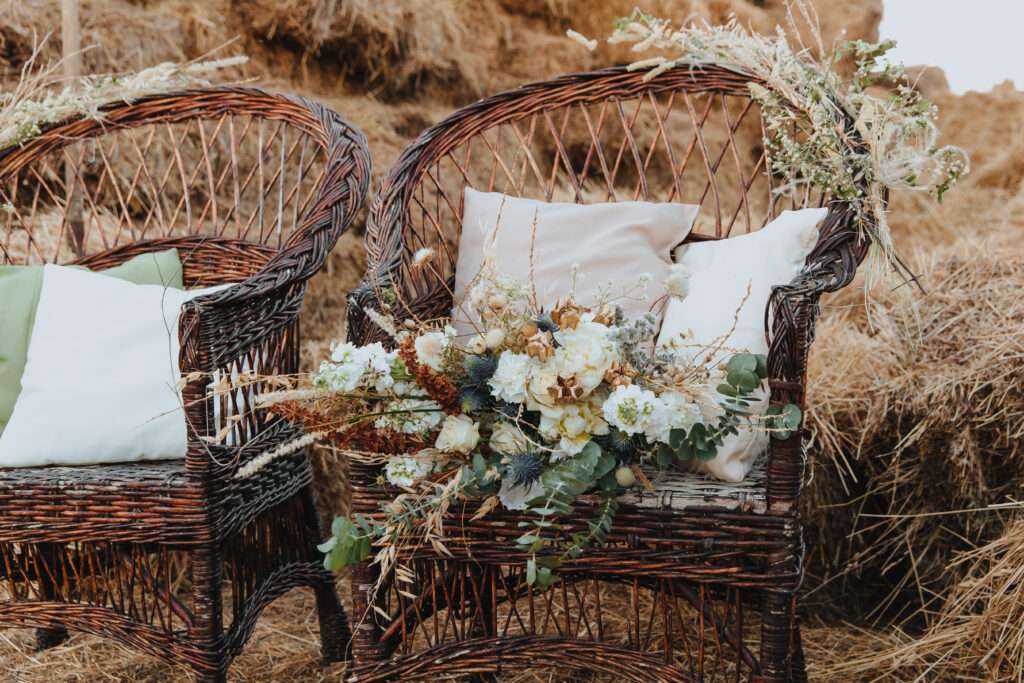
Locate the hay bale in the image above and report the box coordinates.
[804,236,1024,618]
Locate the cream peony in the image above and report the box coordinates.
[489,352,532,404]
[435,414,481,454]
[525,360,560,410]
[538,397,609,458]
[552,316,619,394]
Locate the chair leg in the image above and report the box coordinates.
[190,545,226,683]
[301,486,351,663]
[760,591,799,682]
[791,612,808,683]
[350,559,387,665]
[34,544,69,651]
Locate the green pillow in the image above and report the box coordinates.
[0,249,184,435]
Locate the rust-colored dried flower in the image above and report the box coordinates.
[398,335,461,414]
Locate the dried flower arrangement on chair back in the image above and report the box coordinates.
[253,2,966,680]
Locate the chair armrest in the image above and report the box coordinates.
[764,203,868,508]
[179,100,372,479]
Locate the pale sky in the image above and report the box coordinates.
[880,0,1024,94]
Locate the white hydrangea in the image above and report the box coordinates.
[488,352,533,404]
[658,391,705,434]
[384,455,433,488]
[435,414,481,454]
[374,398,444,434]
[537,397,609,458]
[553,316,619,394]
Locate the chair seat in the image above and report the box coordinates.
[0,459,201,544]
[619,456,768,514]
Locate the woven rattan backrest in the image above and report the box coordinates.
[368,66,827,317]
[0,88,331,285]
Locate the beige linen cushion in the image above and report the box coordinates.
[655,208,827,482]
[452,189,699,336]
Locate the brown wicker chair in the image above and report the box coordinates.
[345,65,871,682]
[0,88,370,681]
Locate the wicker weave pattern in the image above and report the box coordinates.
[0,87,371,681]
[346,65,869,682]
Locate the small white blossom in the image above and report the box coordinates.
[415,330,449,372]
[666,264,690,299]
[412,248,435,266]
[374,398,444,434]
[385,455,433,488]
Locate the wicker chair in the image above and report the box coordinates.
[345,65,871,682]
[0,88,370,681]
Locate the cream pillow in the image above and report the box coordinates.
[0,265,229,468]
[656,208,827,482]
[452,189,699,336]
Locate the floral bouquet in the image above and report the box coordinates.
[255,263,800,592]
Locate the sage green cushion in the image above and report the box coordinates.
[0,249,184,435]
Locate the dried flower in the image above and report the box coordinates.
[525,329,555,361]
[551,298,586,330]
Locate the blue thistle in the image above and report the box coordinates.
[504,452,544,488]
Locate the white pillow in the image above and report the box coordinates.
[656,208,827,482]
[0,265,229,468]
[452,189,699,336]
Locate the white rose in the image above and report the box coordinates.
[489,352,532,404]
[489,421,530,454]
[435,414,481,454]
[415,331,448,372]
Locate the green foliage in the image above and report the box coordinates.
[318,516,372,571]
